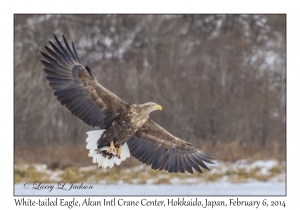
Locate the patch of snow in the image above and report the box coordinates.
[103,37,113,48]
[250,160,278,175]
[146,179,155,184]
[109,27,115,33]
[47,171,63,182]
[80,165,98,171]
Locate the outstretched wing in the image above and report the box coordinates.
[41,35,127,128]
[127,119,215,174]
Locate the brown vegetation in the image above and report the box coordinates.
[14,15,285,166]
[15,139,285,167]
[14,160,285,184]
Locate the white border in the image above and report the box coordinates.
[3,0,298,209]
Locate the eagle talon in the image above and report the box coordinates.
[107,141,117,155]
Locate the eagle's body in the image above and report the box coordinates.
[97,103,156,149]
[40,35,215,174]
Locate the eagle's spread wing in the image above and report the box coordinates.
[127,119,215,174]
[41,35,127,128]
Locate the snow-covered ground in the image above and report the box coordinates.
[14,160,285,196]
[15,182,285,196]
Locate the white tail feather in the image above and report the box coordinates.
[120,143,130,161]
[85,130,131,168]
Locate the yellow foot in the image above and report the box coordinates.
[107,141,117,155]
[116,146,122,159]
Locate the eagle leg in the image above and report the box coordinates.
[116,145,122,159]
[107,141,117,155]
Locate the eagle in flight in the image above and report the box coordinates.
[40,35,215,174]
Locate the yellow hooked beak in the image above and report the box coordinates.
[156,104,162,111]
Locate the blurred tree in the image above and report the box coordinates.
[14,14,286,163]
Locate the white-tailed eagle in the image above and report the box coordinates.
[40,35,215,174]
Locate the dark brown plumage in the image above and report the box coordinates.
[41,35,215,174]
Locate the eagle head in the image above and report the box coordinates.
[142,102,162,112]
[134,102,162,117]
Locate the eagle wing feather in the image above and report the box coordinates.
[127,119,215,174]
[41,35,127,128]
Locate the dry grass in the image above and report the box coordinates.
[14,140,285,167]
[202,139,285,162]
[15,144,91,167]
[14,160,285,185]
[14,139,286,185]
[14,164,52,183]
